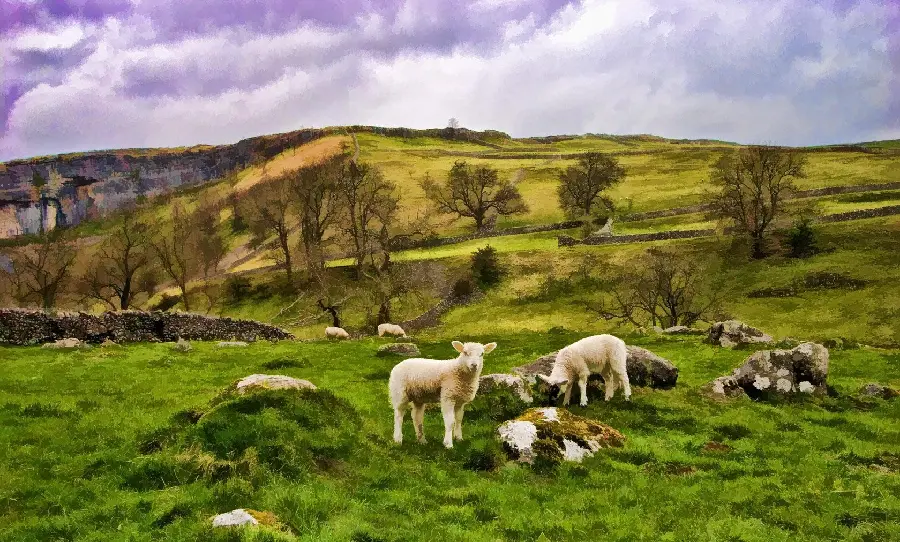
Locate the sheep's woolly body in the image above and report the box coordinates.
[378,323,407,337]
[543,334,631,406]
[325,327,350,339]
[389,341,496,448]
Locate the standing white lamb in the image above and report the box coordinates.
[325,326,350,340]
[537,334,631,406]
[378,323,407,338]
[389,340,497,448]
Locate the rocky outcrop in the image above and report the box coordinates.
[0,128,333,238]
[662,325,704,335]
[235,374,317,394]
[497,407,625,465]
[703,342,829,400]
[513,345,679,391]
[707,320,773,348]
[858,383,899,400]
[376,343,421,357]
[212,509,258,528]
[0,309,293,345]
[479,374,534,403]
[217,341,249,348]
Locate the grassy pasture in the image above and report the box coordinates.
[0,332,898,541]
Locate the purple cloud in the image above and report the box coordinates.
[1,0,898,161]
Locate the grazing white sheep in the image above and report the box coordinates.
[378,323,407,338]
[325,326,350,340]
[537,334,631,406]
[389,340,497,448]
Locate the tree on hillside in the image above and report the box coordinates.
[3,230,77,309]
[557,152,625,219]
[227,192,248,233]
[598,248,724,328]
[243,173,296,283]
[420,161,528,231]
[77,211,158,310]
[192,197,229,313]
[336,160,399,279]
[151,204,198,311]
[292,157,341,277]
[707,145,806,259]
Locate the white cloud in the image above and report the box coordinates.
[0,0,895,160]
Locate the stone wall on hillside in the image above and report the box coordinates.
[390,221,584,251]
[0,309,293,346]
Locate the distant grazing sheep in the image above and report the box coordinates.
[537,334,631,406]
[325,326,350,340]
[389,340,497,448]
[378,323,407,338]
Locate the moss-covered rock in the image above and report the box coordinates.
[376,343,421,357]
[497,407,625,467]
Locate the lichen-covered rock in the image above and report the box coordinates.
[235,374,317,394]
[41,337,88,349]
[513,345,678,398]
[704,342,829,400]
[172,337,192,352]
[376,342,421,357]
[858,383,899,400]
[497,407,624,465]
[100,338,121,348]
[707,320,773,348]
[662,325,704,335]
[218,341,249,348]
[212,509,258,528]
[479,374,533,403]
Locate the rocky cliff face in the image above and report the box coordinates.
[0,128,334,238]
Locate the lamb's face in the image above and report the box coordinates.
[452,340,497,372]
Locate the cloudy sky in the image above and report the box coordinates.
[1,0,897,160]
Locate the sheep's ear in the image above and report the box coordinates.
[451,341,465,353]
[484,342,497,354]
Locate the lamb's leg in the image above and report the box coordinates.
[562,384,572,406]
[440,400,456,448]
[393,403,409,444]
[603,366,616,401]
[453,403,465,441]
[578,376,589,407]
[412,403,427,443]
[620,372,632,402]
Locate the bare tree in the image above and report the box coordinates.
[420,161,528,231]
[336,160,399,279]
[192,197,229,313]
[707,145,806,258]
[243,173,295,283]
[598,249,724,328]
[292,157,341,276]
[77,212,157,310]
[447,118,460,129]
[557,152,625,219]
[151,203,197,311]
[3,230,77,309]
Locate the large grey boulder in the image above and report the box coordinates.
[376,343,421,357]
[513,345,679,394]
[703,342,829,400]
[479,374,533,403]
[497,407,625,464]
[707,320,773,348]
[663,325,704,335]
[235,374,317,394]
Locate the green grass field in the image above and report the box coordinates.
[1,332,898,541]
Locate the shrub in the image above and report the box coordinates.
[470,245,504,288]
[151,294,181,312]
[786,217,819,258]
[452,277,476,298]
[225,276,253,303]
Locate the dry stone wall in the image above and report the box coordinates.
[0,309,293,346]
